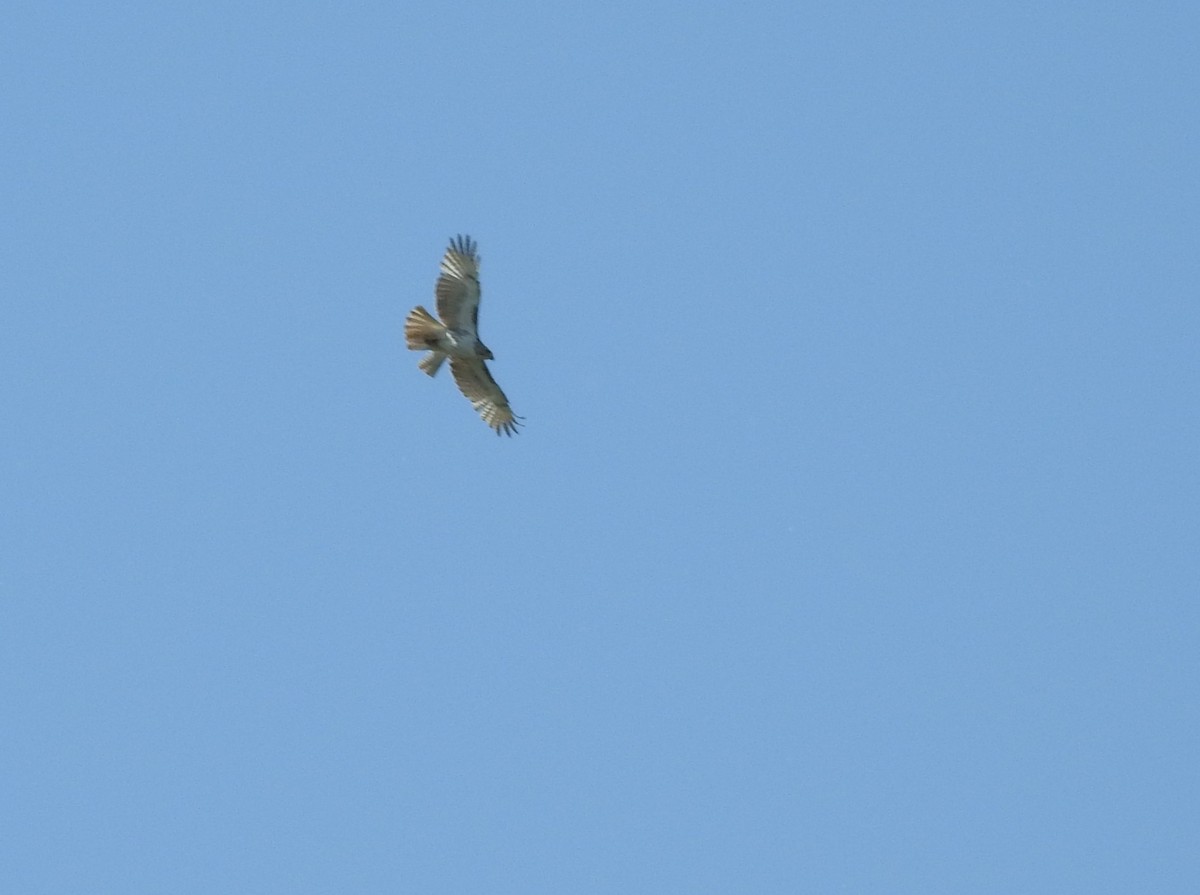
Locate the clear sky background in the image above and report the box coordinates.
[2,2,1197,892]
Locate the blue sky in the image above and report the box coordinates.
[2,1,1197,892]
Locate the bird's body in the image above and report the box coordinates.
[404,236,522,435]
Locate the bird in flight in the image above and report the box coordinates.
[404,235,522,436]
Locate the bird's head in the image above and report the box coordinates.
[477,342,494,360]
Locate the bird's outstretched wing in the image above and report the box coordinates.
[435,235,481,334]
[449,356,522,436]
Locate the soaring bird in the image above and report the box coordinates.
[404,235,522,436]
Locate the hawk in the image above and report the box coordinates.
[404,235,522,436]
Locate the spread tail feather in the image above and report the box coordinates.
[405,306,448,377]
[405,305,445,350]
